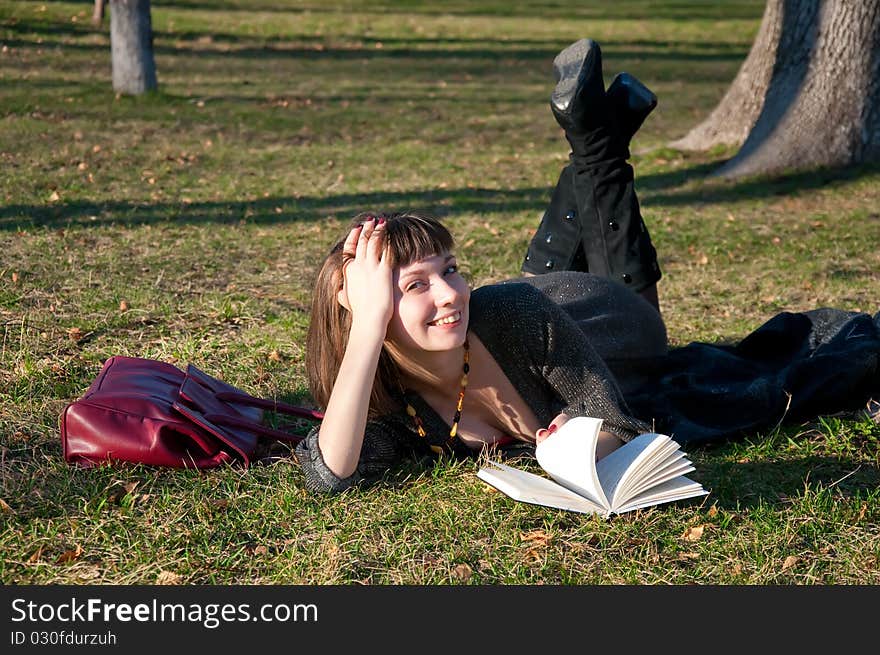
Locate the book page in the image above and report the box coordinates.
[477,461,607,515]
[597,433,688,511]
[535,416,608,508]
[613,476,709,514]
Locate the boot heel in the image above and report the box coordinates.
[607,72,657,144]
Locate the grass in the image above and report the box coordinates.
[1,0,879,585]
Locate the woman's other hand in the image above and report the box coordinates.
[535,412,571,444]
[338,217,394,337]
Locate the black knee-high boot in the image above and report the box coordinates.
[522,39,661,298]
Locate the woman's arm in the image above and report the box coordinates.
[315,217,394,479]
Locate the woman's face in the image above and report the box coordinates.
[385,251,470,355]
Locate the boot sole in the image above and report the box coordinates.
[551,38,601,113]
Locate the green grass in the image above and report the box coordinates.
[1,0,878,585]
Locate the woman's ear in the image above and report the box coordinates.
[337,283,351,312]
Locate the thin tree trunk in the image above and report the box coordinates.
[92,0,106,26]
[109,0,157,95]
[671,0,880,179]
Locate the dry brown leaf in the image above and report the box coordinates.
[67,327,82,341]
[253,545,268,556]
[682,525,705,541]
[123,481,139,494]
[731,563,743,575]
[452,563,472,580]
[267,350,282,362]
[857,503,868,521]
[707,505,718,518]
[11,272,19,284]
[0,498,13,514]
[48,190,60,202]
[27,547,44,564]
[782,555,799,571]
[156,570,182,585]
[520,529,551,547]
[119,300,129,311]
[522,548,544,565]
[56,544,83,564]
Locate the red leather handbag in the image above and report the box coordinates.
[61,356,323,469]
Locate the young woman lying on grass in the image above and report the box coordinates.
[296,39,880,495]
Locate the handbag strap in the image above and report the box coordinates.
[204,413,306,444]
[213,391,324,421]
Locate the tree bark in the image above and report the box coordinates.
[93,0,106,26]
[671,0,880,179]
[110,0,157,95]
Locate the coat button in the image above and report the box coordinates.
[564,210,577,220]
[609,221,620,231]
[545,260,554,269]
[525,252,531,261]
[621,273,632,284]
[545,233,552,244]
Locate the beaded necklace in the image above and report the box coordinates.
[404,338,470,455]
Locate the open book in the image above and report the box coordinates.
[477,416,708,516]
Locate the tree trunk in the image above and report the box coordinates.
[110,0,157,95]
[670,0,880,179]
[93,0,106,26]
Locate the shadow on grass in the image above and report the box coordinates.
[695,454,880,511]
[4,16,751,63]
[161,0,765,21]
[637,159,880,208]
[0,186,554,230]
[7,158,880,231]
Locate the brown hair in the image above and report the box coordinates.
[305,210,456,418]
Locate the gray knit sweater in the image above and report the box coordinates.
[295,271,668,494]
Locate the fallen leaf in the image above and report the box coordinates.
[682,525,705,541]
[28,547,44,564]
[253,545,268,556]
[707,505,718,518]
[520,529,551,547]
[0,498,14,513]
[10,272,18,284]
[782,555,799,571]
[522,548,543,565]
[119,300,129,311]
[48,190,60,202]
[67,327,82,341]
[452,563,473,580]
[56,544,83,564]
[156,570,182,585]
[267,350,282,362]
[731,563,743,575]
[123,481,139,494]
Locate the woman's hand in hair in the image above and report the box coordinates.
[338,217,394,338]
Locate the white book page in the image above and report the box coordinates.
[613,476,709,514]
[535,416,608,508]
[596,433,673,510]
[477,462,607,515]
[624,455,695,500]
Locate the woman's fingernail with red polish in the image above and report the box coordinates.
[548,424,557,433]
